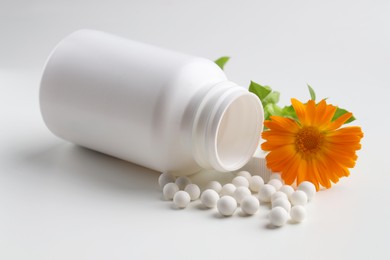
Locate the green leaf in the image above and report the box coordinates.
[263,103,280,121]
[249,81,284,122]
[280,105,298,120]
[263,91,280,104]
[214,56,230,70]
[308,84,316,101]
[332,107,356,124]
[264,103,282,116]
[249,81,272,100]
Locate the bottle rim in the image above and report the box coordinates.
[192,82,264,172]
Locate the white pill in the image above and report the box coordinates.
[173,191,191,208]
[269,207,289,227]
[175,176,192,190]
[240,196,260,215]
[217,196,237,216]
[184,184,201,201]
[234,186,252,204]
[297,181,316,201]
[272,198,291,213]
[205,181,222,194]
[279,185,295,199]
[236,170,252,180]
[258,184,276,203]
[158,172,175,188]
[220,183,236,197]
[290,190,308,206]
[269,173,282,180]
[163,183,179,200]
[271,191,288,203]
[268,179,283,190]
[200,189,220,208]
[232,176,250,188]
[290,205,307,222]
[249,175,264,192]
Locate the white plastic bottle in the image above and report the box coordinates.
[40,29,264,175]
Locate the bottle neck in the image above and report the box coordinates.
[192,81,263,172]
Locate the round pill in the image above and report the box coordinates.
[271,191,288,203]
[163,183,179,200]
[297,181,316,201]
[279,185,295,199]
[272,198,291,213]
[236,170,252,180]
[220,183,236,197]
[290,205,307,222]
[249,175,264,192]
[184,184,201,201]
[200,189,220,208]
[217,196,237,216]
[205,181,222,194]
[173,191,190,208]
[258,184,276,203]
[268,179,283,190]
[233,186,251,204]
[269,207,289,227]
[232,176,249,188]
[175,176,192,190]
[290,190,308,206]
[269,173,282,181]
[158,172,175,188]
[240,196,260,215]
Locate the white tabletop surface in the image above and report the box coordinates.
[1,1,389,259]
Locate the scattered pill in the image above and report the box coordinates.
[272,198,291,213]
[184,184,201,201]
[220,183,236,197]
[236,170,252,180]
[158,172,175,188]
[234,186,251,204]
[240,196,260,215]
[271,191,288,203]
[163,183,179,200]
[217,196,237,216]
[160,171,312,227]
[175,176,192,190]
[249,175,264,192]
[297,181,316,201]
[290,190,308,206]
[268,179,283,190]
[173,191,191,208]
[200,189,220,208]
[290,205,307,222]
[232,176,250,188]
[205,181,222,194]
[269,207,289,227]
[258,184,276,203]
[279,185,295,199]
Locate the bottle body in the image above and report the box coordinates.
[40,30,263,175]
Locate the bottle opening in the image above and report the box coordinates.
[192,82,263,172]
[214,93,263,171]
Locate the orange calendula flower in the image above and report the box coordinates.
[261,98,363,191]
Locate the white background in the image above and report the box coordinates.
[1,1,389,259]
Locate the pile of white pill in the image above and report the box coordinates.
[158,170,316,227]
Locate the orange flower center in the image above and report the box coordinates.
[295,126,324,156]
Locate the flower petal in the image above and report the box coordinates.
[327,112,353,131]
[265,116,300,132]
[314,99,327,126]
[280,153,301,185]
[305,100,316,126]
[291,98,307,125]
